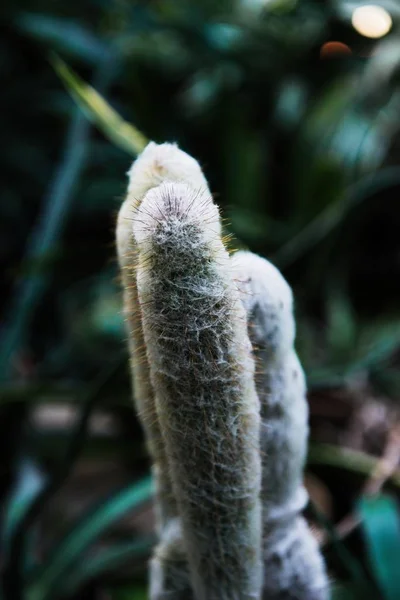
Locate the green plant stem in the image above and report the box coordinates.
[51,54,148,156]
[308,443,400,489]
[30,478,154,600]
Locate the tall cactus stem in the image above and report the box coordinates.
[134,182,263,600]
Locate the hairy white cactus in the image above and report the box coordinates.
[116,142,208,530]
[232,251,329,600]
[133,181,263,600]
[116,142,208,598]
[117,142,328,600]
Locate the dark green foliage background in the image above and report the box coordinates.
[0,1,399,599]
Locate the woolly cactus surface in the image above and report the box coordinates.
[133,181,263,600]
[116,142,208,530]
[116,143,210,598]
[117,142,328,600]
[233,251,329,600]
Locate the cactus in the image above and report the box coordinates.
[116,142,208,530]
[116,143,208,598]
[117,143,328,600]
[133,181,263,600]
[232,251,329,600]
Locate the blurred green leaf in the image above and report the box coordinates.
[371,367,400,398]
[64,538,154,596]
[330,582,370,600]
[273,167,400,268]
[17,13,109,63]
[308,444,400,489]
[307,315,399,387]
[110,585,148,600]
[1,358,124,600]
[274,79,307,129]
[309,501,370,595]
[358,495,400,600]
[51,55,148,156]
[355,322,400,372]
[0,56,116,382]
[326,290,357,362]
[223,111,265,212]
[287,73,400,243]
[31,476,154,600]
[2,459,45,564]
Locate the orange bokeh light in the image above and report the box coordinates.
[320,41,352,59]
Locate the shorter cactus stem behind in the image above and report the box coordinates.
[233,251,329,600]
[134,183,263,600]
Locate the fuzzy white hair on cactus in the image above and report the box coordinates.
[117,142,209,259]
[127,141,207,201]
[116,142,214,600]
[132,182,221,251]
[232,250,295,358]
[133,181,263,600]
[116,142,329,600]
[232,250,329,600]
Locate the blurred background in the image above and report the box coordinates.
[0,0,399,599]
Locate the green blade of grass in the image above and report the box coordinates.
[63,537,155,596]
[2,459,45,573]
[51,54,148,156]
[17,13,108,63]
[0,55,116,382]
[30,476,154,600]
[2,460,44,552]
